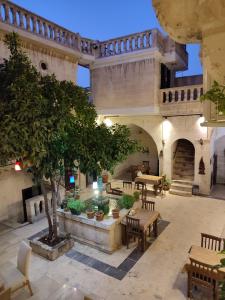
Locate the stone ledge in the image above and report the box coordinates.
[30,235,74,261]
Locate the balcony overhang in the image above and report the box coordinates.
[152,0,225,84]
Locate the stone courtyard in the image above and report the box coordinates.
[1,190,224,300]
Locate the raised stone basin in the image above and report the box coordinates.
[57,208,128,254]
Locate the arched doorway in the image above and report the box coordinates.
[113,124,158,181]
[172,138,195,181]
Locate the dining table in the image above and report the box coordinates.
[135,175,163,195]
[189,245,225,274]
[121,209,161,251]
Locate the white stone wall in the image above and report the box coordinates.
[106,114,212,195]
[0,167,33,221]
[0,41,77,83]
[213,128,225,184]
[91,57,160,112]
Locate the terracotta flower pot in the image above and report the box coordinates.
[102,174,108,183]
[86,210,95,219]
[112,208,120,219]
[95,211,104,221]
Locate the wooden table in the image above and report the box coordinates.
[135,175,163,195]
[121,209,160,251]
[189,245,225,274]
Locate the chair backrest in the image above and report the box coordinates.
[142,199,155,211]
[189,258,220,287]
[126,216,141,235]
[17,241,32,278]
[0,288,11,300]
[123,181,132,189]
[201,233,222,251]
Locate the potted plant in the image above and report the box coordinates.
[86,208,95,219]
[133,191,140,201]
[120,194,135,209]
[67,200,85,215]
[95,210,104,221]
[112,208,120,219]
[163,178,171,191]
[102,170,109,183]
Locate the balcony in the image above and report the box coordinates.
[160,85,203,116]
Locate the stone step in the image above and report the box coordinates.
[175,154,194,161]
[174,157,194,163]
[171,183,193,192]
[173,165,194,171]
[174,171,194,177]
[173,175,194,180]
[169,189,192,197]
[174,161,194,167]
[172,180,193,185]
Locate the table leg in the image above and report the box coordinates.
[141,230,146,252]
[153,219,158,238]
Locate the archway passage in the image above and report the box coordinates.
[172,139,195,181]
[113,124,158,181]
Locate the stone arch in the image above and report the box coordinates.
[113,124,159,181]
[171,138,195,181]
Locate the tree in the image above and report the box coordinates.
[201,81,225,116]
[0,32,138,243]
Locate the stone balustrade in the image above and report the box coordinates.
[0,1,81,51]
[25,193,52,223]
[161,85,203,104]
[98,29,160,58]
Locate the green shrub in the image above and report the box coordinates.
[133,191,140,201]
[119,194,135,209]
[67,200,85,215]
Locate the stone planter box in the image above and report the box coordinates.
[30,235,74,261]
[57,208,128,254]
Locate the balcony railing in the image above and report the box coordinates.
[98,29,161,58]
[161,85,203,104]
[0,1,86,53]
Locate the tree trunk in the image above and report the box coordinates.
[56,176,62,206]
[40,179,53,240]
[50,177,58,240]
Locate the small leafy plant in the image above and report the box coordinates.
[119,194,135,209]
[133,191,140,201]
[67,200,85,215]
[201,81,225,116]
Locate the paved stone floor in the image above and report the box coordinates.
[0,192,225,300]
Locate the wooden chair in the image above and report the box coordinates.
[142,199,155,211]
[135,181,146,191]
[187,258,222,300]
[123,181,132,189]
[0,241,33,297]
[126,216,145,251]
[201,233,222,251]
[142,199,155,236]
[105,183,122,196]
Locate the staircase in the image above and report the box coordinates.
[170,139,195,196]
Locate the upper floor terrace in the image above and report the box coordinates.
[0,1,188,69]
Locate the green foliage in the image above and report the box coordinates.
[200,81,225,116]
[119,194,135,209]
[133,191,140,201]
[67,200,85,214]
[97,203,109,215]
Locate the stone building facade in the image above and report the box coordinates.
[0,1,224,222]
